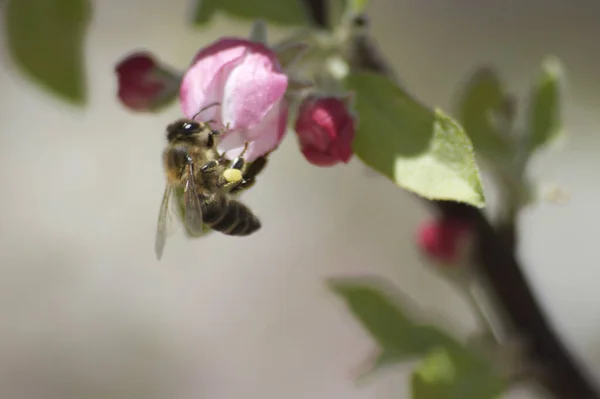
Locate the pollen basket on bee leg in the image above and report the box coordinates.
[223,168,243,183]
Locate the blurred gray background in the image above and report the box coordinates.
[0,0,599,398]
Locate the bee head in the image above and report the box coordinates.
[166,119,204,142]
[166,118,222,148]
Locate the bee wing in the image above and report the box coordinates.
[155,184,174,260]
[162,187,183,240]
[182,162,204,236]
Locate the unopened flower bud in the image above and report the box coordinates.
[294,95,355,166]
[416,218,474,266]
[115,52,181,112]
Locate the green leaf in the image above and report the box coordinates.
[344,71,486,208]
[329,276,508,398]
[415,347,456,384]
[349,0,368,14]
[525,56,564,154]
[454,67,513,162]
[327,0,346,29]
[412,346,507,399]
[328,277,455,362]
[194,0,311,27]
[5,0,91,104]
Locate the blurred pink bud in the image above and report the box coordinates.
[294,95,355,166]
[180,38,289,162]
[115,52,181,112]
[416,218,473,265]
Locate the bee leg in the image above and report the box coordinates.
[229,179,255,194]
[211,122,231,138]
[218,142,266,193]
[216,174,240,191]
[244,156,268,180]
[228,174,256,194]
[217,145,249,188]
[229,156,268,194]
[206,123,232,148]
[200,159,225,173]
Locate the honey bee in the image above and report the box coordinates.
[154,103,267,260]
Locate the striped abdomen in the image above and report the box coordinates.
[200,193,261,236]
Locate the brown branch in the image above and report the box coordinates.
[300,2,599,397]
[435,202,597,398]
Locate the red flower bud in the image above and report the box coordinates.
[294,95,355,166]
[115,52,181,112]
[416,218,473,265]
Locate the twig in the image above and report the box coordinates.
[300,1,600,397]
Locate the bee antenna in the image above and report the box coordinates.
[192,102,221,120]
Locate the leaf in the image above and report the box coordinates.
[454,67,513,162]
[194,0,311,27]
[344,71,486,208]
[412,346,507,399]
[349,0,368,14]
[525,56,564,154]
[327,0,346,29]
[328,277,455,362]
[415,347,456,384]
[5,0,91,104]
[329,276,508,397]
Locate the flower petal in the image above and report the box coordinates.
[190,38,273,65]
[180,55,246,123]
[300,147,338,166]
[218,99,288,162]
[221,51,288,131]
[298,125,330,152]
[181,57,245,125]
[246,100,289,158]
[330,120,355,162]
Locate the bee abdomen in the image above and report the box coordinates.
[201,194,261,236]
[225,200,261,236]
[200,193,227,224]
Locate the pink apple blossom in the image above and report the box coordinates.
[180,38,289,162]
[294,95,355,166]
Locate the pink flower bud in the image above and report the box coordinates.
[115,52,181,112]
[180,38,289,162]
[416,218,473,265]
[294,95,355,166]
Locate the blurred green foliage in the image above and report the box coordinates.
[194,0,311,26]
[5,0,91,104]
[345,71,486,208]
[525,56,564,156]
[329,277,507,399]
